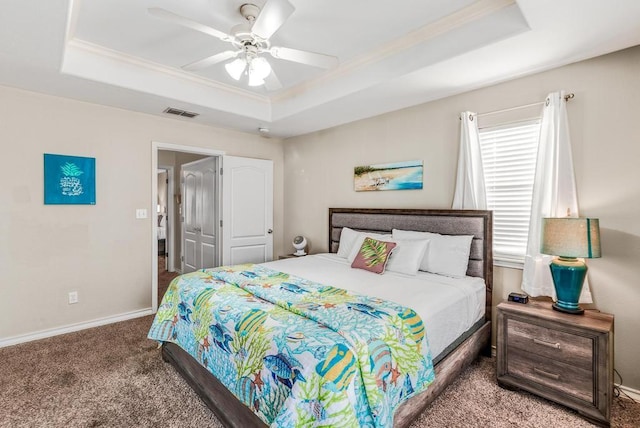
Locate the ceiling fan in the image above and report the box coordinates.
[148,0,339,90]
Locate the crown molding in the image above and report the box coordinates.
[65,38,269,103]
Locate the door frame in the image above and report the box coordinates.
[151,142,225,313]
[158,165,174,272]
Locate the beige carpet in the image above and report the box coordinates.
[1,316,638,427]
[158,255,179,301]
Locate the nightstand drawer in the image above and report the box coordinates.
[508,318,593,370]
[508,347,594,403]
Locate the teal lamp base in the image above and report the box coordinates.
[552,302,585,315]
[549,257,587,315]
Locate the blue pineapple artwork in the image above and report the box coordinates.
[44,154,96,205]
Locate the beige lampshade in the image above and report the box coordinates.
[541,218,601,258]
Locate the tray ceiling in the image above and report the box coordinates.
[1,0,639,137]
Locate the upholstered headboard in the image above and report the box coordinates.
[328,208,493,321]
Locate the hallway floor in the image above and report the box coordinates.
[158,255,179,301]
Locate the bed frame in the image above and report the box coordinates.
[162,208,493,428]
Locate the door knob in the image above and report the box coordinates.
[267,229,273,234]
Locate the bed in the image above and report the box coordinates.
[151,208,493,427]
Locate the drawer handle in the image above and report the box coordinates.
[533,367,561,380]
[532,338,561,349]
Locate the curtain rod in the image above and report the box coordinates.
[462,93,575,120]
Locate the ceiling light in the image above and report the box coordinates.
[247,57,271,87]
[250,57,271,80]
[248,73,265,87]
[225,53,272,87]
[225,58,246,81]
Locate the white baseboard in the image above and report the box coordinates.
[617,383,640,401]
[0,307,154,348]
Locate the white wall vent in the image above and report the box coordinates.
[163,107,199,118]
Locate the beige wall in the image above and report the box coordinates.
[283,46,640,390]
[0,85,284,339]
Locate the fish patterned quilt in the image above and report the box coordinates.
[148,264,435,427]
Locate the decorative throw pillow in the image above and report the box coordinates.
[392,229,474,277]
[346,232,393,262]
[351,237,397,274]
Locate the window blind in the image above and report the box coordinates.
[478,119,541,263]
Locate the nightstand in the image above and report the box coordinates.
[278,254,306,260]
[497,301,614,427]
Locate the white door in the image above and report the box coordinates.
[181,157,217,273]
[222,156,273,265]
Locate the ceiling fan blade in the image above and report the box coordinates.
[251,0,295,40]
[148,7,234,43]
[269,46,338,69]
[182,50,240,71]
[264,69,283,91]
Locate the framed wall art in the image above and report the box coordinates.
[354,160,423,191]
[44,153,96,205]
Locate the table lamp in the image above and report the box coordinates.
[540,217,601,315]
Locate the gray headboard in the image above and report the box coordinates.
[329,208,493,322]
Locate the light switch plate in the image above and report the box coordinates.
[136,209,148,219]
[68,291,78,304]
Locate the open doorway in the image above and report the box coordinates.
[151,143,274,313]
[152,142,225,312]
[157,166,178,300]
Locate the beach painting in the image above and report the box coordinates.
[354,160,423,192]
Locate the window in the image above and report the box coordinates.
[478,119,541,265]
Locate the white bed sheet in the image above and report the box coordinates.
[263,253,486,359]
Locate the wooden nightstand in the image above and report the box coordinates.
[278,254,306,260]
[497,301,614,427]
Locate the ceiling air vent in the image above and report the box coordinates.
[163,107,200,118]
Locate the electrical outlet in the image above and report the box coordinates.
[68,291,79,304]
[136,209,148,219]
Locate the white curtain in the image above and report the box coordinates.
[521,90,592,302]
[452,111,487,210]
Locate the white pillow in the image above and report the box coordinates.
[337,227,392,259]
[385,239,430,275]
[336,227,360,258]
[392,229,474,278]
[346,232,393,262]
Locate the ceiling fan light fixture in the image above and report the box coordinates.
[247,56,271,86]
[248,73,265,87]
[153,1,338,90]
[250,56,272,80]
[225,58,247,80]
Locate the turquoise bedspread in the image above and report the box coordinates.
[148,264,435,427]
